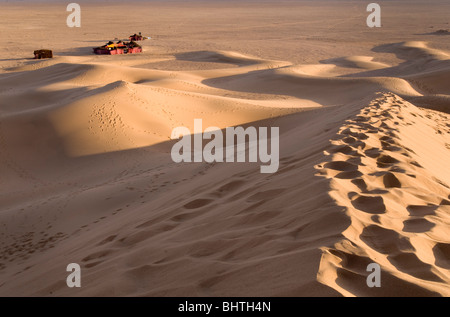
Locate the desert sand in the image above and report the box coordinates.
[0,0,449,296]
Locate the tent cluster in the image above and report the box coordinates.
[129,32,146,41]
[33,32,148,58]
[93,40,142,55]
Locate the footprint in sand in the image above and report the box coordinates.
[360,225,414,254]
[433,243,450,269]
[382,172,402,188]
[364,148,382,158]
[211,179,246,199]
[81,249,113,268]
[326,144,361,156]
[376,155,400,168]
[96,235,117,246]
[350,194,386,214]
[402,218,435,233]
[340,128,369,140]
[183,198,213,209]
[406,205,438,216]
[387,252,444,282]
[245,188,286,203]
[323,161,359,172]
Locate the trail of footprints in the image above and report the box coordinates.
[316,93,450,295]
[79,167,289,270]
[0,231,67,272]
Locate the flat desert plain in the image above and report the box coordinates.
[0,0,450,296]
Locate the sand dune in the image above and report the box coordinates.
[322,56,390,71]
[1,1,450,297]
[316,93,450,296]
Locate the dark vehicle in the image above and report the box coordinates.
[34,49,53,59]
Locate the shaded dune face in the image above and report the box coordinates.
[1,2,450,297]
